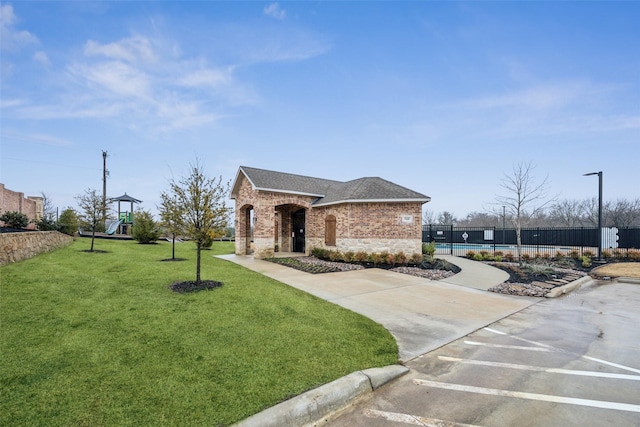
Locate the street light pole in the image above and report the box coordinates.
[502,205,506,244]
[583,171,603,261]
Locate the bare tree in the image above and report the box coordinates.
[606,198,640,227]
[422,209,436,225]
[495,162,554,264]
[548,199,584,227]
[438,211,457,225]
[164,160,231,284]
[76,188,103,252]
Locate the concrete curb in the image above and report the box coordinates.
[618,276,640,284]
[233,365,409,427]
[545,275,592,298]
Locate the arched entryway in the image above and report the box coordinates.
[236,204,254,255]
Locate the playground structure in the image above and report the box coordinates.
[110,193,142,235]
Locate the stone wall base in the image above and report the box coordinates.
[307,237,422,256]
[1,231,74,265]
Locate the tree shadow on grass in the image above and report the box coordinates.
[79,250,110,254]
[160,258,188,262]
[169,281,223,293]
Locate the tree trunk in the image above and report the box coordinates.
[172,234,176,260]
[196,241,202,284]
[91,228,96,252]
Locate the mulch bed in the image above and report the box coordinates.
[169,280,224,293]
[487,261,588,297]
[264,256,459,280]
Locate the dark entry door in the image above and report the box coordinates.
[293,209,305,253]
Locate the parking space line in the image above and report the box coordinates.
[363,408,483,426]
[414,379,640,413]
[483,327,640,374]
[438,356,640,381]
[464,340,553,352]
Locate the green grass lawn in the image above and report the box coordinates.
[1,238,397,426]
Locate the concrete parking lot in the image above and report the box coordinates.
[324,280,640,426]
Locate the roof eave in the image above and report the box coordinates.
[312,197,431,208]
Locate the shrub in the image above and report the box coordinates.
[0,211,29,229]
[504,253,515,262]
[380,251,390,264]
[132,210,161,244]
[541,253,551,260]
[370,253,384,266]
[36,217,60,231]
[354,251,368,263]
[409,253,423,265]
[569,250,580,260]
[479,250,489,259]
[613,249,625,259]
[555,251,565,260]
[58,208,79,235]
[583,250,595,258]
[628,249,640,261]
[473,253,483,261]
[343,251,355,263]
[328,250,343,262]
[466,250,476,259]
[581,255,592,268]
[385,253,396,266]
[422,241,436,257]
[495,251,504,258]
[311,247,327,259]
[494,255,503,262]
[602,250,612,260]
[522,253,531,262]
[395,251,408,266]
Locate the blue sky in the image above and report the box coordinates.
[2,1,638,219]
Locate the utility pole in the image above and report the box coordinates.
[102,150,108,227]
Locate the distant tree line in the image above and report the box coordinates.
[424,197,640,228]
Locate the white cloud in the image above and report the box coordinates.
[68,60,152,99]
[33,50,50,66]
[1,4,39,51]
[1,130,73,147]
[264,3,286,20]
[84,36,156,63]
[179,68,233,89]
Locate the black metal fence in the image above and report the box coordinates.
[423,225,640,257]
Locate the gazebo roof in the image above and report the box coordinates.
[111,193,142,203]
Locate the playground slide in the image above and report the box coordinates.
[106,219,123,235]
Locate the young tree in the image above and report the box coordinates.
[165,160,231,283]
[158,191,185,260]
[76,188,103,252]
[132,210,161,244]
[495,161,554,264]
[58,208,79,236]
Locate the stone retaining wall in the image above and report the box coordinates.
[0,231,73,265]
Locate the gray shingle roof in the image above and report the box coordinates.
[232,166,430,206]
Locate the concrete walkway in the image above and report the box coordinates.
[217,254,534,362]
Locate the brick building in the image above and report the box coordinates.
[231,166,430,258]
[0,183,41,229]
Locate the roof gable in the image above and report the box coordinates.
[231,166,430,206]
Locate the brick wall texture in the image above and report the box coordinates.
[0,184,38,229]
[0,231,73,265]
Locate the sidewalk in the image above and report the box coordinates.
[217,254,534,362]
